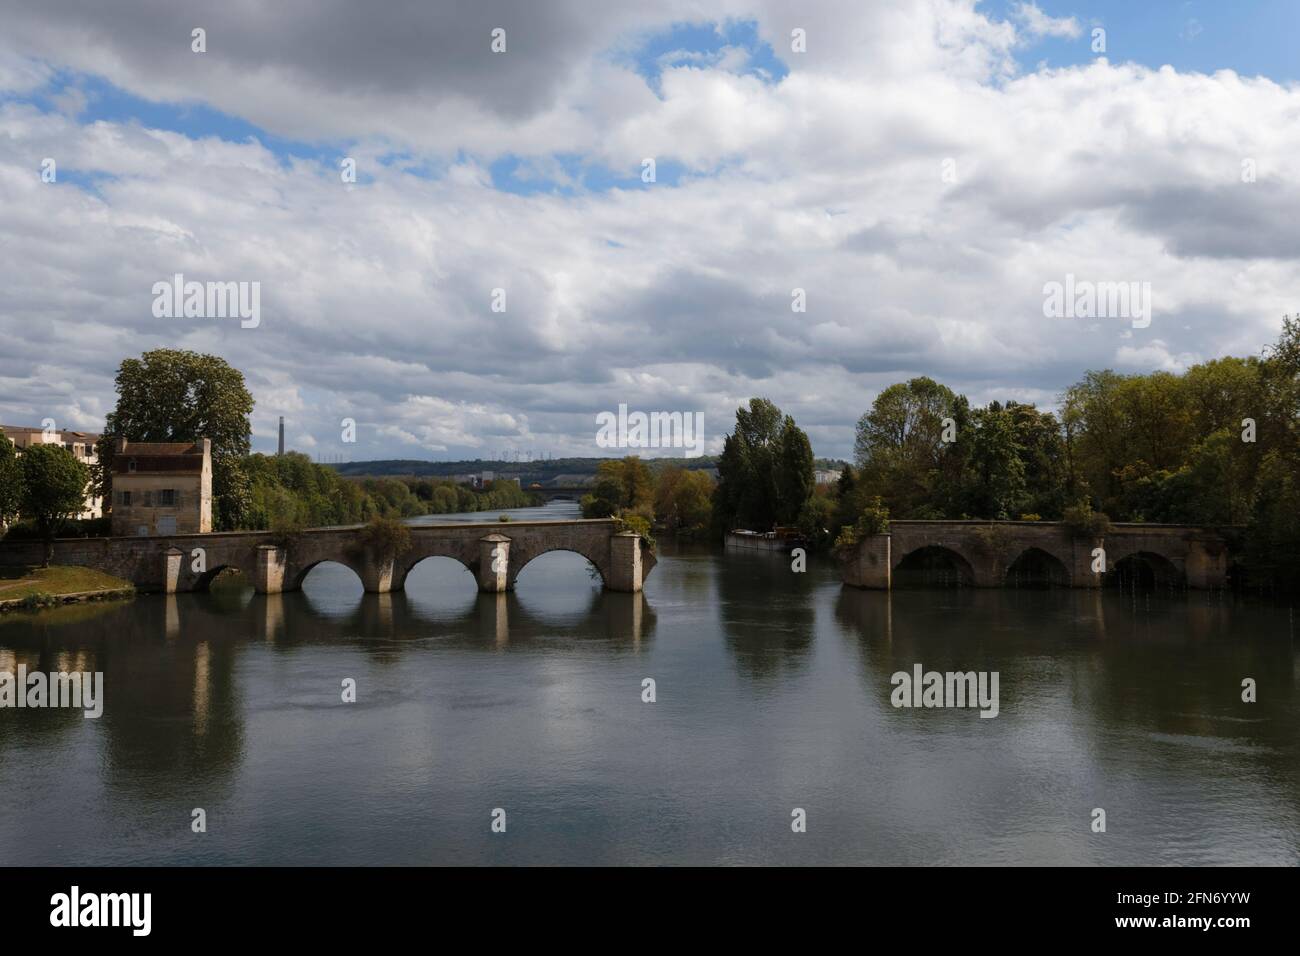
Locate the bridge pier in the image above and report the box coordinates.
[255,544,288,594]
[1071,537,1104,589]
[1185,537,1230,589]
[841,534,891,589]
[478,534,510,593]
[162,547,185,594]
[357,556,399,593]
[606,532,644,593]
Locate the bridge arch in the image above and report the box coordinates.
[195,564,245,591]
[509,545,608,587]
[291,558,368,591]
[1108,550,1183,589]
[1005,546,1070,588]
[893,545,974,588]
[400,553,479,592]
[391,545,479,593]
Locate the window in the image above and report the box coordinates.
[118,490,132,507]
[143,491,152,508]
[127,459,137,473]
[157,489,176,507]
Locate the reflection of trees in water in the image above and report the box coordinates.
[0,605,116,754]
[715,549,817,683]
[835,584,1298,794]
[0,598,245,794]
[1072,596,1293,727]
[833,588,1111,715]
[652,539,717,608]
[0,575,659,796]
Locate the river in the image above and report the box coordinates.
[1,500,1297,865]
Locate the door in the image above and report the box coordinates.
[157,515,177,535]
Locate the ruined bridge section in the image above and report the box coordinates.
[0,519,654,595]
[840,520,1234,589]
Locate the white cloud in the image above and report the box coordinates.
[1010,2,1083,41]
[0,1,1295,461]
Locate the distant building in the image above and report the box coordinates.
[0,424,103,519]
[814,469,843,485]
[110,438,212,536]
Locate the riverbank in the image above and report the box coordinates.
[0,565,135,612]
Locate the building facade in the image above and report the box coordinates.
[110,438,212,536]
[0,424,103,519]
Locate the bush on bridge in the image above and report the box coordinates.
[351,515,412,565]
[833,496,890,552]
[1062,500,1110,538]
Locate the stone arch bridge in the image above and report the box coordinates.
[0,519,654,595]
[840,520,1236,589]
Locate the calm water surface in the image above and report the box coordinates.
[2,501,1297,865]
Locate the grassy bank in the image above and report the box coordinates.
[0,565,135,611]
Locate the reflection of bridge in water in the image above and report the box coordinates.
[840,520,1239,589]
[0,519,654,597]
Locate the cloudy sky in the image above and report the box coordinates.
[2,1,1297,462]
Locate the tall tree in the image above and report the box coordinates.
[961,402,1027,519]
[0,434,23,531]
[854,376,959,517]
[776,415,814,525]
[95,350,255,530]
[714,399,812,532]
[581,457,654,519]
[20,444,89,566]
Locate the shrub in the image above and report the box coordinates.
[833,525,860,551]
[268,510,307,550]
[1063,500,1110,537]
[2,516,111,541]
[834,497,890,552]
[612,510,656,553]
[351,515,412,564]
[856,496,890,536]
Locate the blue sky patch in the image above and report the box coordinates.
[619,19,789,94]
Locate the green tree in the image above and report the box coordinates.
[714,398,808,532]
[776,415,814,525]
[96,350,255,530]
[854,377,958,517]
[353,514,412,565]
[960,402,1027,519]
[653,465,714,536]
[0,434,23,531]
[1247,450,1300,590]
[19,444,90,566]
[582,457,654,519]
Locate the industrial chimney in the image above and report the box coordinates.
[278,416,285,456]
